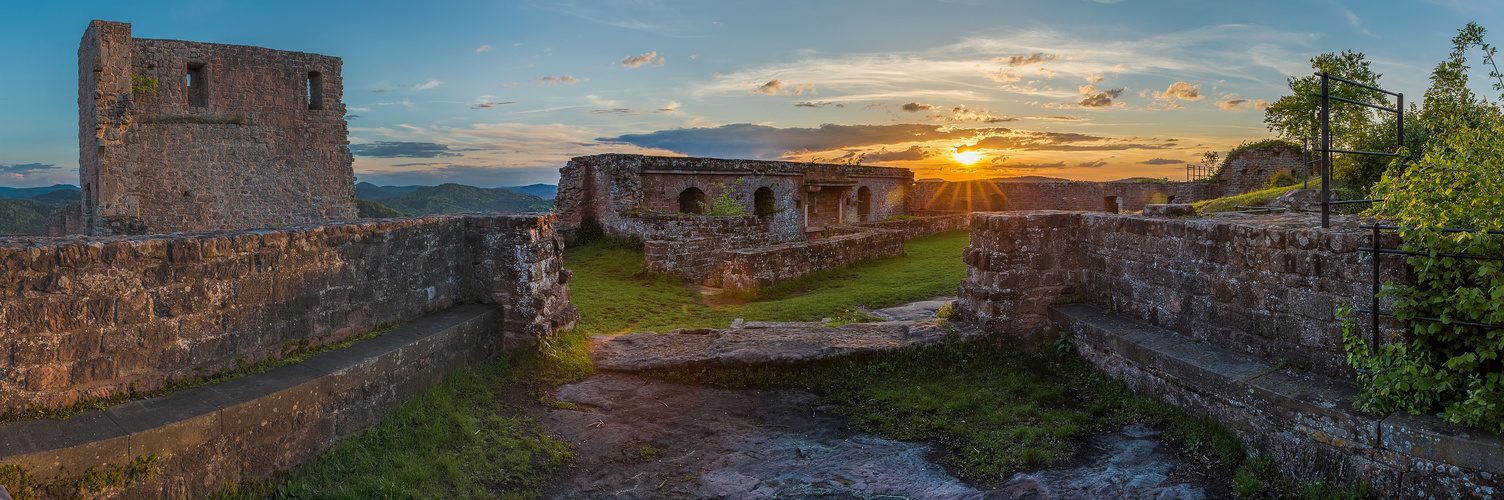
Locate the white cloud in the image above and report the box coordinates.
[411,80,443,91]
[474,45,492,52]
[621,51,665,68]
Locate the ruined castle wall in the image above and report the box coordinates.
[957,211,1406,377]
[556,155,913,242]
[720,228,905,291]
[909,180,1216,213]
[78,20,356,236]
[848,213,971,238]
[638,214,773,280]
[1216,146,1309,197]
[0,214,577,415]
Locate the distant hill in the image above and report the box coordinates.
[0,184,79,199]
[31,189,81,202]
[355,199,407,218]
[0,198,71,234]
[988,175,1071,183]
[505,184,557,200]
[355,182,398,201]
[380,183,553,215]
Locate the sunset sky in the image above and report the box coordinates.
[2,0,1501,188]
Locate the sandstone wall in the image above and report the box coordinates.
[1216,146,1309,197]
[79,20,356,236]
[849,213,971,238]
[0,214,577,415]
[910,180,1216,213]
[556,154,911,242]
[721,228,905,291]
[44,204,83,237]
[639,214,773,281]
[958,211,1406,377]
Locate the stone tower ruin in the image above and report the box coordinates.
[78,20,356,235]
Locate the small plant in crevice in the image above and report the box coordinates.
[130,74,158,94]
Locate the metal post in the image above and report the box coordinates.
[1372,223,1381,354]
[1321,73,1332,228]
[1396,93,1404,149]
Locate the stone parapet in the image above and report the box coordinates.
[848,213,970,238]
[957,211,1407,377]
[1052,304,1504,499]
[720,228,904,291]
[0,213,576,415]
[0,305,503,499]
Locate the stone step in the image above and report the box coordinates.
[590,321,973,371]
[1049,303,1504,496]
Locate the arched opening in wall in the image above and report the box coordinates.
[754,186,776,216]
[988,194,1008,211]
[1167,195,1177,203]
[1103,196,1120,214]
[856,186,871,221]
[306,71,324,110]
[678,187,706,214]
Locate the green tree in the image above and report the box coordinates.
[1351,23,1504,434]
[1263,51,1388,152]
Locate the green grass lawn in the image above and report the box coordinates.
[565,230,970,335]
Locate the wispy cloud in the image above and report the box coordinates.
[1215,94,1270,110]
[621,51,665,68]
[471,101,518,109]
[474,45,492,52]
[349,141,463,158]
[997,53,1060,66]
[410,80,443,91]
[1139,158,1185,165]
[750,79,815,95]
[536,75,582,85]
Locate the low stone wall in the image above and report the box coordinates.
[958,211,1405,377]
[638,213,774,281]
[0,305,503,499]
[721,228,904,291]
[0,214,577,415]
[848,214,970,238]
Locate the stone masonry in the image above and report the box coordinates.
[1214,145,1309,197]
[957,211,1406,377]
[78,20,356,236]
[0,213,577,415]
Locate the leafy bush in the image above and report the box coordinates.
[1265,170,1299,189]
[1349,22,1504,434]
[700,180,749,216]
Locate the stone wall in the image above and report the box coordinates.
[720,228,905,291]
[0,214,577,415]
[78,20,356,236]
[1216,145,1309,197]
[910,180,1216,213]
[44,204,83,237]
[639,214,774,281]
[957,211,1407,377]
[556,154,911,243]
[849,213,970,238]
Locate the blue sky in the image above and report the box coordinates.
[1,0,1501,188]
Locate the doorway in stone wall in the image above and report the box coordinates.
[1103,196,1120,214]
[678,187,706,214]
[857,187,871,221]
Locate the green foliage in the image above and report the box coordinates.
[1265,170,1299,190]
[130,74,158,94]
[354,198,406,218]
[637,446,662,462]
[0,198,70,234]
[883,214,919,221]
[699,180,749,216]
[1263,51,1387,149]
[381,183,553,215]
[1354,23,1504,434]
[936,301,959,321]
[565,230,969,335]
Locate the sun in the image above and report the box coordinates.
[953,151,982,165]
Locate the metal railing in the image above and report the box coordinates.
[1313,72,1402,228]
[1354,224,1504,358]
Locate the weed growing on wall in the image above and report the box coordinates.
[1349,23,1504,433]
[700,180,749,216]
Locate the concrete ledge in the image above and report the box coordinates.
[0,304,502,498]
[1050,303,1504,498]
